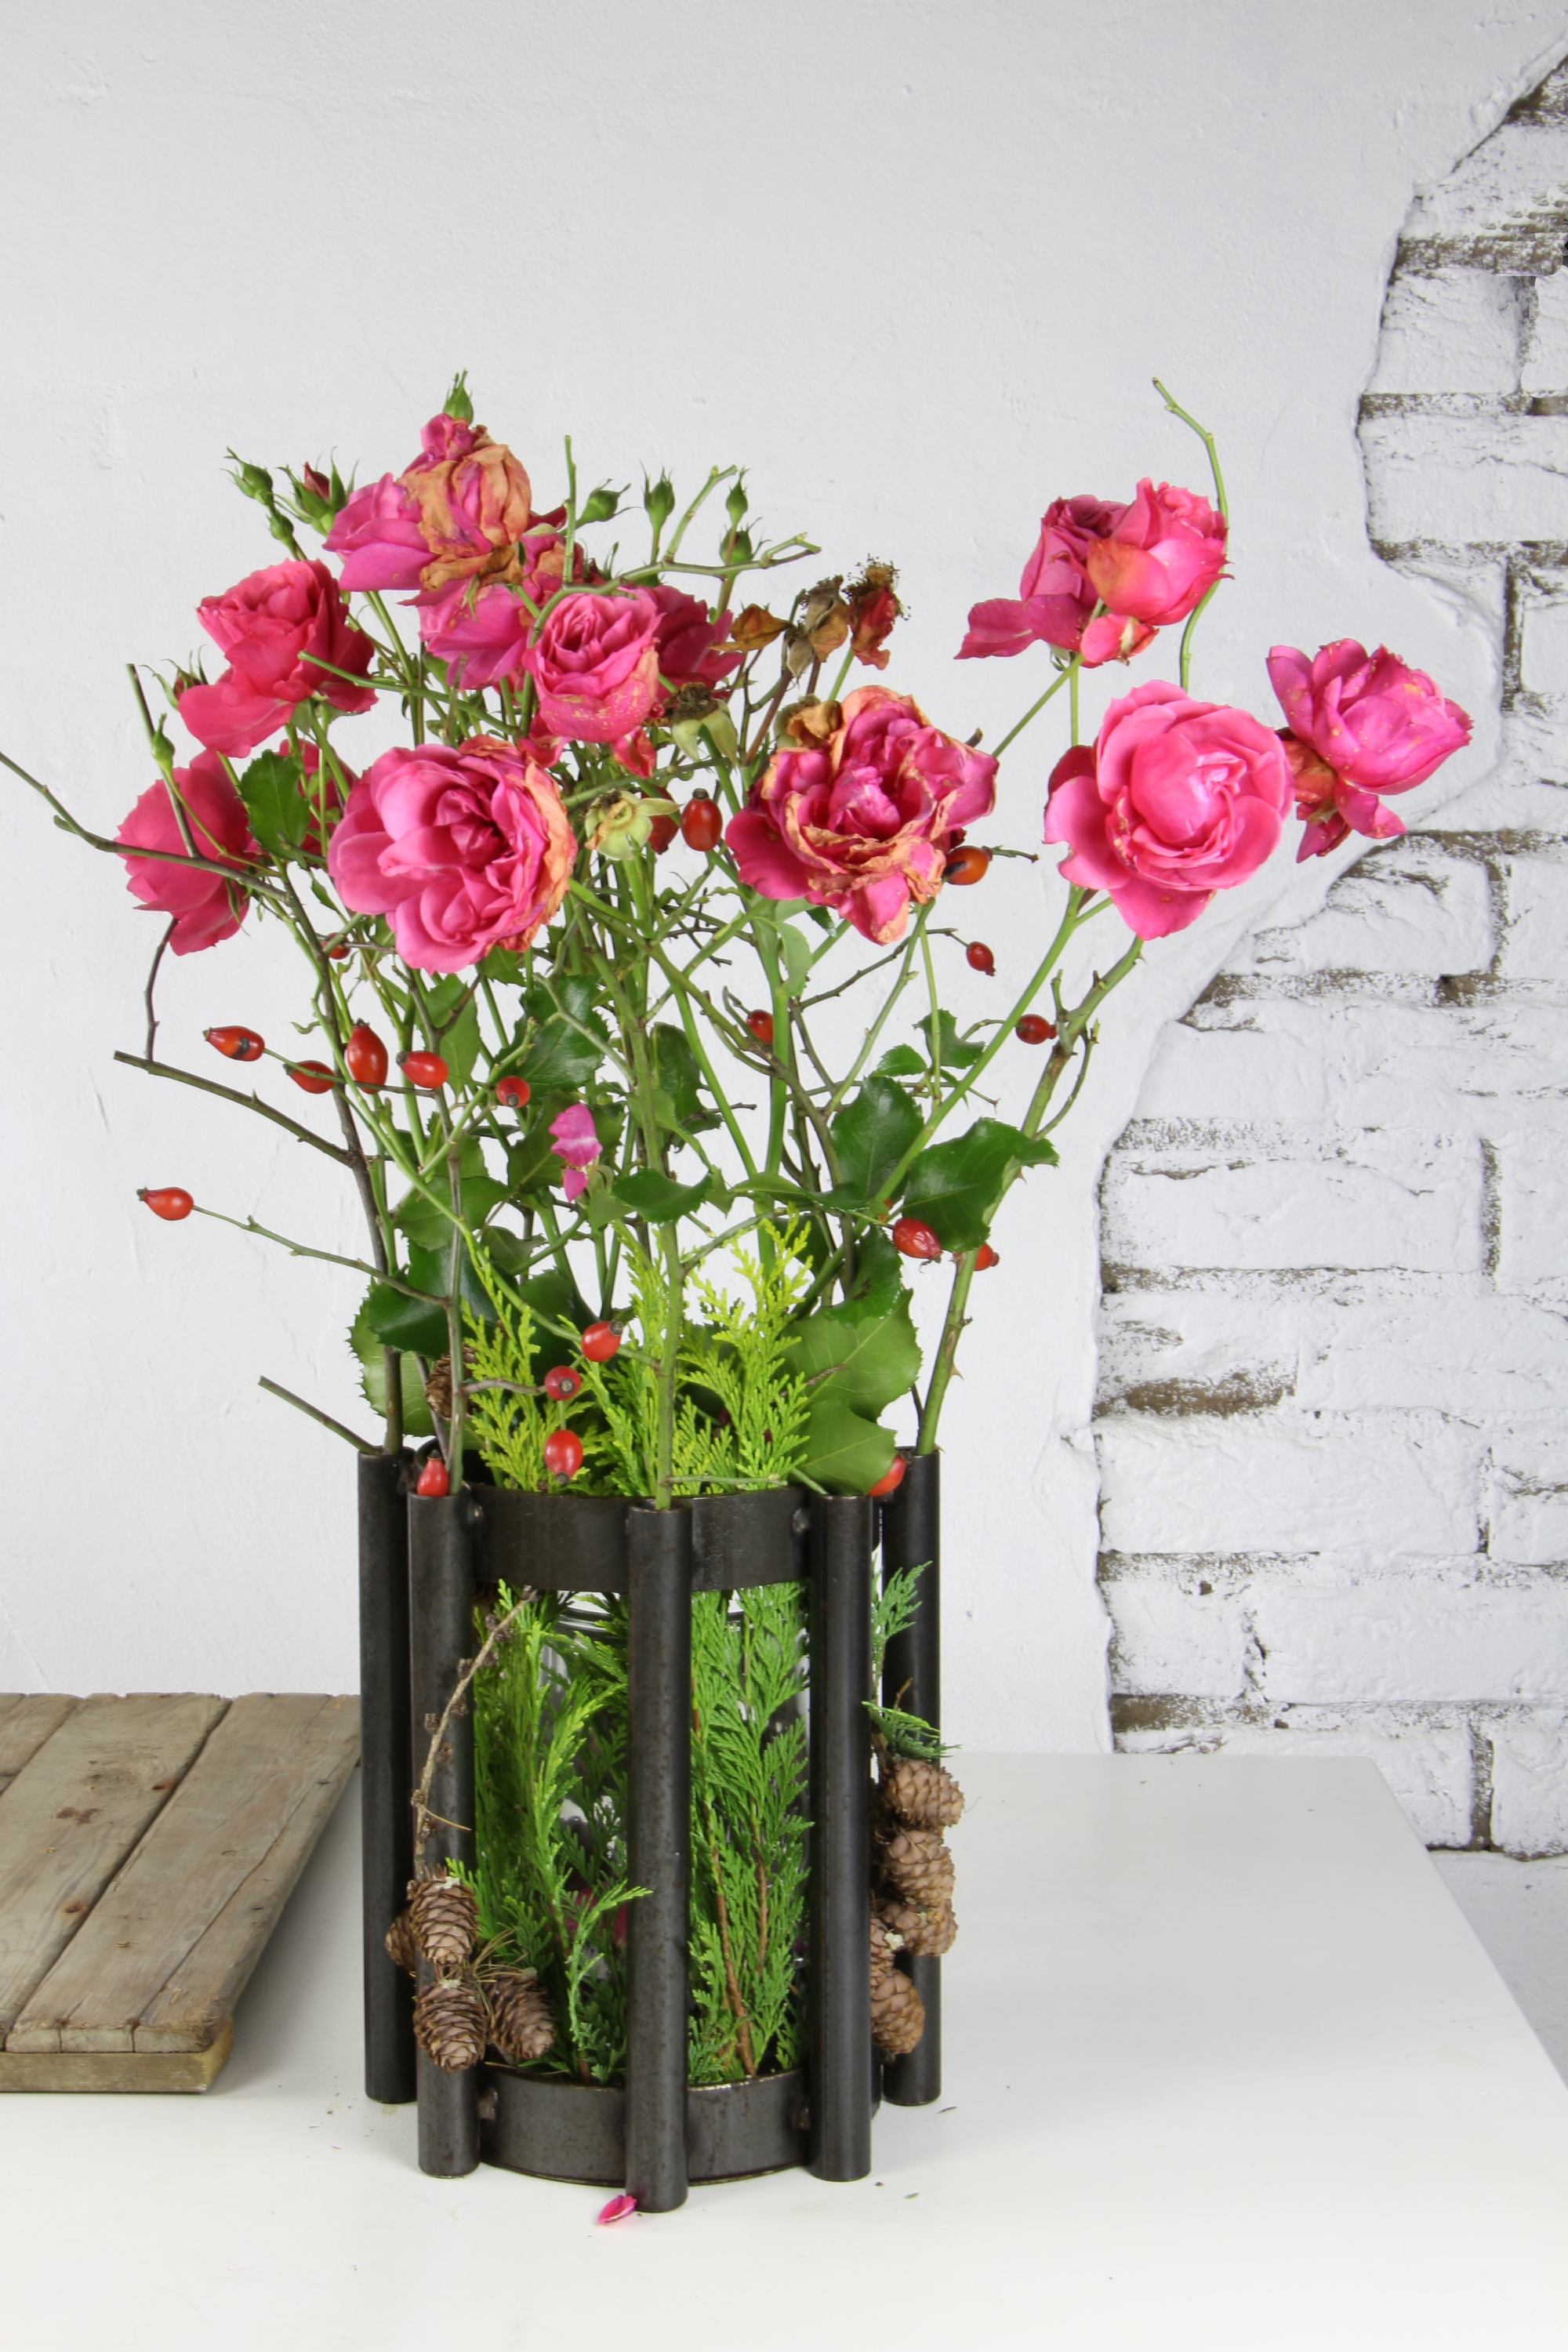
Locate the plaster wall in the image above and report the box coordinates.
[0,2,1561,1740]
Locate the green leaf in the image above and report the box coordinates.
[397,1173,509,1249]
[350,1293,433,1436]
[608,1168,710,1221]
[916,1011,983,1072]
[424,979,484,1088]
[874,1045,926,1078]
[518,982,609,1093]
[651,1025,704,1131]
[829,1074,922,1203]
[362,1282,448,1357]
[480,946,528,986]
[899,1118,1058,1250]
[786,1295,920,1418]
[777,920,812,997]
[796,1395,896,1495]
[237,750,307,858]
[840,1228,906,1319]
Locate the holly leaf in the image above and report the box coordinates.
[607,1168,711,1221]
[651,1024,705,1131]
[829,1073,922,1203]
[237,750,308,858]
[361,1282,448,1358]
[840,1228,906,1319]
[786,1295,920,1418]
[350,1293,433,1436]
[796,1395,897,1495]
[517,977,609,1093]
[899,1118,1058,1251]
[916,1011,983,1072]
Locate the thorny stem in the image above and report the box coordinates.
[258,1376,375,1453]
[113,1051,354,1167]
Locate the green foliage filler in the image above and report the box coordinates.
[470,1579,811,2087]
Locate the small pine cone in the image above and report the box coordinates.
[881,1826,955,1910]
[408,1874,479,1969]
[424,1354,454,1421]
[412,1976,487,2071]
[869,1958,926,2058]
[483,1966,555,2064]
[383,1907,419,1975]
[869,1910,897,1979]
[884,1757,965,1831]
[875,1892,957,1958]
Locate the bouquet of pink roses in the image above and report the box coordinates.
[7,375,1471,1507]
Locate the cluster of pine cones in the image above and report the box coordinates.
[869,1755,964,2059]
[386,1875,554,2073]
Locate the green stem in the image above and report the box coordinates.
[992,659,1075,760]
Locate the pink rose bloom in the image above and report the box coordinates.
[524,590,663,744]
[1044,679,1290,938]
[1267,639,1472,793]
[415,525,573,689]
[115,752,258,954]
[179,559,376,757]
[1280,734,1409,862]
[958,495,1156,670]
[327,735,575,971]
[648,584,740,690]
[549,1104,601,1203]
[1083,479,1228,627]
[727,685,997,944]
[325,474,430,592]
[397,420,534,593]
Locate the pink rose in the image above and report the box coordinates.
[549,1103,602,1203]
[524,590,663,744]
[726,685,997,944]
[1083,479,1228,627]
[415,525,573,688]
[1044,679,1290,938]
[958,495,1156,670]
[327,736,575,971]
[1267,639,1472,793]
[397,419,534,593]
[179,559,376,757]
[648,584,740,691]
[1281,735,1408,862]
[324,474,430,592]
[115,752,258,954]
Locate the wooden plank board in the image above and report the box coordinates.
[0,1693,228,2035]
[0,1695,78,1791]
[0,2021,233,2094]
[13,1693,360,2054]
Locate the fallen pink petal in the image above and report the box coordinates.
[597,2193,637,2225]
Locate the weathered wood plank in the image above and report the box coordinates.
[0,1693,228,2038]
[0,1696,78,1791]
[136,1697,360,2050]
[0,2020,233,2093]
[12,1693,360,2053]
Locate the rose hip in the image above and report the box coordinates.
[944,844,991,885]
[288,1060,336,1094]
[1014,1014,1055,1045]
[543,1427,584,1480]
[973,1243,1000,1270]
[867,1454,906,1498]
[139,1185,193,1221]
[344,1024,389,1087]
[681,797,724,853]
[205,1025,264,1062]
[966,942,995,975]
[746,1010,775,1048]
[398,1051,448,1091]
[543,1366,583,1401]
[496,1076,532,1110]
[416,1455,449,1498]
[581,1321,621,1363]
[891,1215,942,1260]
[647,811,678,853]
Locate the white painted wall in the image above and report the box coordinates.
[0,2,1561,1730]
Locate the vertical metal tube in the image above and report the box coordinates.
[358,1449,416,2105]
[408,1490,479,2179]
[808,1494,874,2181]
[880,1449,942,2106]
[624,1506,692,2212]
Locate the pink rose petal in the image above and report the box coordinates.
[597,2193,637,2225]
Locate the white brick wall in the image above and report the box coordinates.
[1097,61,1568,1857]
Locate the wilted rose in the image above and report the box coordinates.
[1083,480,1227,627]
[727,686,996,944]
[846,564,902,671]
[326,736,575,971]
[1044,679,1290,937]
[115,753,258,954]
[397,416,534,593]
[179,559,376,758]
[415,525,573,689]
[648,584,739,691]
[523,590,663,744]
[958,495,1155,670]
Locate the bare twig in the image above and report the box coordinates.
[142,921,174,1061]
[258,1376,376,1453]
[113,1051,354,1167]
[412,1587,535,1870]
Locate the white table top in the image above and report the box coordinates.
[7,1753,1566,2350]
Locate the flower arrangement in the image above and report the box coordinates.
[3,376,1472,2100]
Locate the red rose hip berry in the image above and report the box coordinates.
[944,844,991,885]
[581,1320,621,1363]
[965,942,995,975]
[891,1215,942,1261]
[646,810,678,853]
[495,1076,532,1110]
[972,1243,1000,1271]
[139,1185,193,1221]
[543,1427,584,1480]
[681,796,724,853]
[415,1455,450,1498]
[288,1060,336,1094]
[867,1454,907,1499]
[344,1024,389,1087]
[205,1025,263,1062]
[1015,1014,1055,1045]
[543,1365,583,1401]
[746,1010,775,1048]
[398,1051,448,1091]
